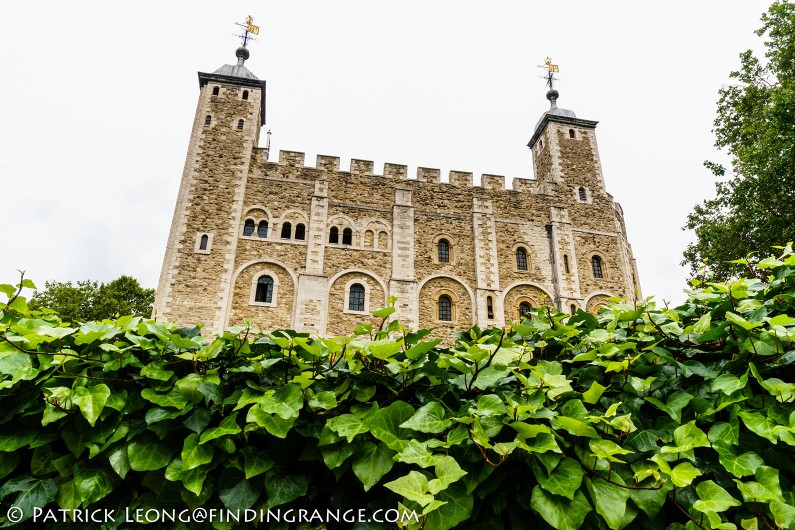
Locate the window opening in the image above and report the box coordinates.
[592,256,603,279]
[516,248,528,270]
[349,284,365,311]
[438,295,452,322]
[243,219,255,236]
[257,221,268,238]
[204,115,211,127]
[438,239,450,263]
[563,254,570,273]
[570,304,577,315]
[579,187,587,201]
[342,228,353,245]
[199,234,209,250]
[519,302,532,318]
[329,226,339,244]
[242,90,249,100]
[569,129,575,139]
[487,296,494,319]
[295,223,306,240]
[281,222,292,239]
[237,119,244,131]
[255,275,274,303]
[212,86,219,96]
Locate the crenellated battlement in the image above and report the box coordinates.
[267,150,542,191]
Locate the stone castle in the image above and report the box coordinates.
[153,40,641,337]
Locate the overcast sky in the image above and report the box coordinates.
[0,1,773,306]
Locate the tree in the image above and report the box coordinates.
[30,275,154,322]
[683,0,795,279]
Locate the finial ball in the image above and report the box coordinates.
[546,89,559,102]
[235,47,250,61]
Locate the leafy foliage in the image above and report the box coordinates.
[30,275,155,322]
[683,0,795,280]
[1,245,795,529]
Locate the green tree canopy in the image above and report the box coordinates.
[683,0,795,279]
[30,275,154,322]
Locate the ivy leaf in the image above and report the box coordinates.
[141,388,188,409]
[325,414,369,443]
[182,433,214,470]
[384,470,434,507]
[589,439,634,463]
[0,474,58,523]
[550,416,600,439]
[400,402,451,434]
[366,401,415,451]
[586,476,634,530]
[264,471,308,509]
[70,384,111,428]
[423,483,473,530]
[352,441,395,491]
[218,468,261,511]
[259,384,303,420]
[199,413,241,444]
[532,457,584,500]
[530,486,592,530]
[73,461,117,505]
[427,455,467,495]
[661,421,709,453]
[583,382,607,404]
[693,480,741,513]
[715,445,764,478]
[395,439,437,468]
[645,391,692,423]
[241,446,275,479]
[127,436,175,471]
[670,462,702,487]
[735,466,784,503]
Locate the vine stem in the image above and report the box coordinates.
[669,493,708,530]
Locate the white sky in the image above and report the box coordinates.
[0,1,773,306]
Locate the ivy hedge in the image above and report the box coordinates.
[1,246,795,529]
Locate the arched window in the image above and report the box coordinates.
[329,226,339,244]
[199,234,209,251]
[592,256,604,279]
[204,115,211,127]
[539,139,544,149]
[569,129,576,139]
[242,90,249,100]
[438,239,450,263]
[295,223,306,240]
[438,295,452,322]
[212,86,219,96]
[519,302,532,318]
[243,219,255,236]
[487,296,494,319]
[563,254,570,273]
[348,284,365,312]
[281,222,292,239]
[237,119,244,131]
[570,304,577,315]
[257,220,268,238]
[342,228,353,245]
[579,187,587,201]
[255,276,274,303]
[516,248,528,270]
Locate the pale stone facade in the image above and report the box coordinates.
[154,48,641,337]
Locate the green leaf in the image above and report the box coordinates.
[532,457,584,500]
[73,462,116,505]
[645,391,692,423]
[400,401,451,434]
[427,455,467,495]
[106,444,130,479]
[384,470,434,507]
[127,436,174,471]
[366,401,415,451]
[738,410,777,442]
[670,462,702,487]
[0,431,36,452]
[352,441,395,491]
[325,413,369,443]
[246,404,297,438]
[770,501,795,529]
[241,446,275,479]
[693,480,741,513]
[583,382,607,404]
[181,433,214,470]
[586,476,634,530]
[259,384,303,420]
[321,442,355,470]
[199,413,241,444]
[307,390,337,410]
[735,466,784,503]
[264,471,308,508]
[589,439,634,463]
[423,483,473,530]
[551,416,600,439]
[530,486,592,530]
[715,445,764,478]
[218,468,261,511]
[0,474,58,523]
[141,388,188,409]
[395,439,437,468]
[71,384,111,427]
[661,421,709,453]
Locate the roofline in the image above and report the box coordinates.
[198,71,267,126]
[527,114,598,149]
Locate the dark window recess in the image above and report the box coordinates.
[242,90,249,100]
[438,295,452,322]
[342,228,353,245]
[295,223,306,240]
[243,219,255,236]
[563,254,570,273]
[579,187,587,201]
[281,222,292,239]
[569,129,575,138]
[516,248,528,270]
[199,234,209,251]
[204,115,211,127]
[349,284,365,311]
[592,256,603,278]
[570,304,577,315]
[257,221,268,238]
[255,275,274,303]
[329,226,339,244]
[519,302,532,318]
[212,86,219,96]
[487,296,494,319]
[438,239,450,262]
[237,119,244,131]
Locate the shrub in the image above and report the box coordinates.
[1,245,795,529]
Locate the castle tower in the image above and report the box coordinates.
[153,34,267,331]
[527,83,641,312]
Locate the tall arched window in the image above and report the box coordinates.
[295,223,306,240]
[592,256,604,279]
[237,119,244,131]
[563,254,570,273]
[348,284,365,312]
[438,295,452,322]
[519,302,532,318]
[242,90,249,100]
[579,187,587,201]
[199,234,209,251]
[257,221,268,238]
[329,226,339,244]
[569,129,576,139]
[516,248,528,270]
[487,296,494,319]
[570,304,577,315]
[342,228,353,245]
[438,239,450,263]
[212,86,219,96]
[243,219,255,236]
[255,276,274,303]
[204,115,211,127]
[281,222,292,239]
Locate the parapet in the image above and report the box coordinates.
[384,163,408,179]
[417,167,440,183]
[350,159,374,176]
[512,177,534,192]
[481,174,505,190]
[279,150,305,167]
[449,171,473,187]
[316,155,340,172]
